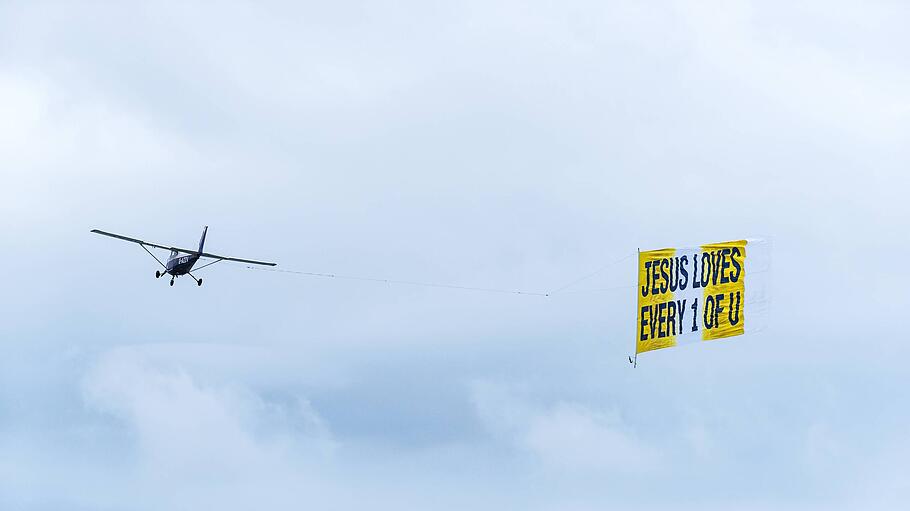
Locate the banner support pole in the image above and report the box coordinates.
[631,248,639,368]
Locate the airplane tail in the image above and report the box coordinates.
[198,226,208,254]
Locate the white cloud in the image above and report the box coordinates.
[82,345,335,481]
[471,381,659,473]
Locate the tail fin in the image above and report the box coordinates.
[198,226,208,254]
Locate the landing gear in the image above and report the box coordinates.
[155,270,162,278]
[170,277,174,286]
[188,272,202,287]
[197,278,203,287]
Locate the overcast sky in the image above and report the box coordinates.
[2,1,909,509]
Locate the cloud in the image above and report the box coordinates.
[2,0,910,509]
[679,0,910,142]
[65,347,554,510]
[81,345,335,482]
[471,381,660,473]
[523,402,660,473]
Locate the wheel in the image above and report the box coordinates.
[156,270,161,278]
[197,278,203,287]
[170,279,174,287]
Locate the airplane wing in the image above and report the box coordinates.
[90,229,196,253]
[199,252,277,266]
[92,229,276,266]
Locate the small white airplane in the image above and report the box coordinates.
[91,226,276,287]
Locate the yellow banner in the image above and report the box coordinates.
[636,239,767,355]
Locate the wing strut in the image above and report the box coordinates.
[141,244,167,270]
[193,258,224,272]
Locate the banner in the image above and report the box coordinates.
[636,239,770,355]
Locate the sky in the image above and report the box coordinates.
[1,0,909,509]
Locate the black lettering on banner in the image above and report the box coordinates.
[700,252,711,287]
[642,261,652,297]
[667,300,677,336]
[669,258,678,292]
[651,262,661,296]
[677,299,686,334]
[640,306,650,340]
[713,293,725,328]
[691,298,698,332]
[710,251,721,286]
[641,244,747,344]
[729,291,741,325]
[730,247,742,282]
[720,248,731,284]
[704,294,714,329]
[649,304,658,340]
[679,255,689,290]
[657,302,667,338]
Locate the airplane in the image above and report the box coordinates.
[91,226,276,287]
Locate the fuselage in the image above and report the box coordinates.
[166,249,199,275]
